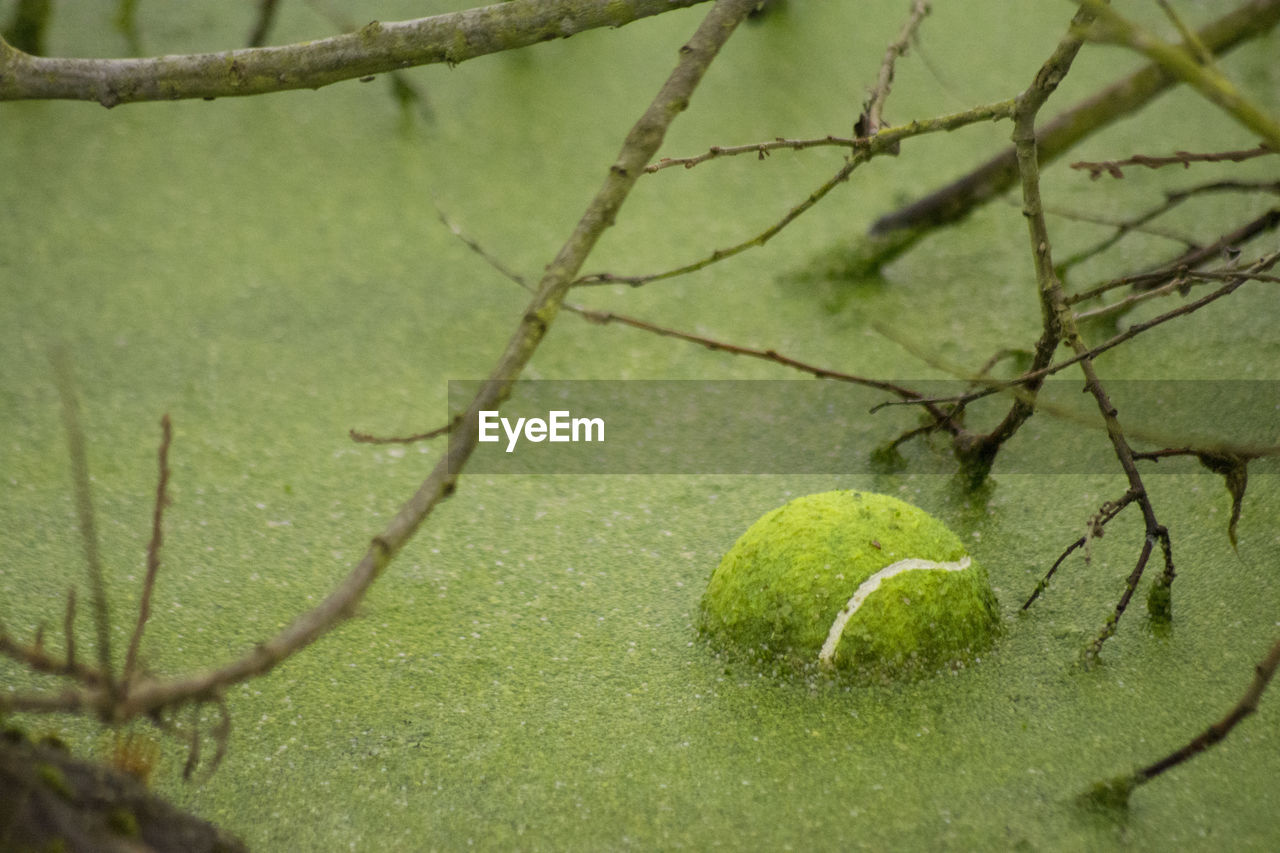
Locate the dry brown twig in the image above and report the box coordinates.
[1054,180,1279,274]
[1070,144,1274,179]
[1024,491,1139,610]
[1082,634,1280,810]
[51,348,117,704]
[348,418,458,446]
[857,0,931,139]
[584,99,1015,285]
[434,209,958,433]
[644,0,936,175]
[1068,209,1280,307]
[123,413,171,687]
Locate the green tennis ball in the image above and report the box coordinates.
[700,490,1001,681]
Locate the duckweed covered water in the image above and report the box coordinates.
[3,3,1279,849]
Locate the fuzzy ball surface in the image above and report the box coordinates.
[700,490,1001,681]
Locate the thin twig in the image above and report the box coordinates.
[435,208,532,290]
[1068,209,1280,305]
[123,413,172,686]
[247,0,281,48]
[944,3,1095,486]
[1023,491,1138,610]
[349,419,458,445]
[114,0,141,55]
[645,99,1012,172]
[0,632,104,687]
[1009,3,1177,660]
[1070,145,1273,179]
[1079,0,1280,151]
[859,0,931,138]
[879,250,1280,415]
[646,135,857,172]
[63,585,77,671]
[584,102,1015,286]
[1137,634,1280,782]
[569,304,952,423]
[438,209,953,427]
[1054,180,1280,273]
[1155,0,1215,67]
[1084,634,1280,808]
[52,349,116,701]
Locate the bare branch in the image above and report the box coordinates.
[893,249,1280,417]
[945,2,1095,486]
[1055,180,1278,273]
[1137,634,1280,781]
[1070,145,1274,179]
[1068,209,1280,306]
[1079,0,1280,151]
[123,414,172,686]
[1,0,51,55]
[435,208,533,291]
[581,100,1015,284]
[1155,0,1215,67]
[440,205,953,429]
[0,0,714,107]
[63,585,77,671]
[647,97,1013,174]
[1135,449,1254,549]
[1083,634,1280,809]
[646,135,859,173]
[858,0,931,138]
[1,0,761,727]
[51,349,116,701]
[0,631,104,688]
[348,417,459,445]
[1023,491,1139,610]
[568,303,951,424]
[115,0,142,55]
[869,0,1280,235]
[1000,3,1179,660]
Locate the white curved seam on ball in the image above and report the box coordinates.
[818,556,971,667]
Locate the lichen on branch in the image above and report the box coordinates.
[0,0,714,108]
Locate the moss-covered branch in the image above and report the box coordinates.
[0,0,713,108]
[868,0,1280,235]
[948,5,1094,486]
[999,3,1176,661]
[1078,0,1280,151]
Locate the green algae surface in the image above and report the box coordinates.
[3,3,1280,850]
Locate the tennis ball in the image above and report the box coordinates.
[700,490,1001,681]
